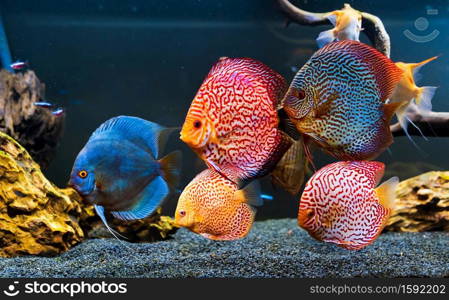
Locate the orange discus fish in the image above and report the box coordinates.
[298,161,398,250]
[175,168,265,241]
[390,56,438,139]
[316,4,363,48]
[283,40,404,162]
[180,57,291,185]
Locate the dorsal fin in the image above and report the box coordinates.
[90,116,170,159]
[410,56,438,76]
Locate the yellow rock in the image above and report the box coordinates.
[0,132,86,257]
[385,171,449,232]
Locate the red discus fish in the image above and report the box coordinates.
[283,40,405,162]
[298,161,398,250]
[175,168,265,241]
[180,57,292,184]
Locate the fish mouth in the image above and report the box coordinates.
[67,182,91,199]
[179,131,191,145]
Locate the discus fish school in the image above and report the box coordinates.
[1,0,446,261]
[65,1,440,250]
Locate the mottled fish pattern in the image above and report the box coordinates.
[180,57,291,182]
[283,40,404,161]
[175,168,263,241]
[298,161,397,250]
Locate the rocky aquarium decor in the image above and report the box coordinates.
[0,132,177,257]
[0,69,64,169]
[385,171,449,232]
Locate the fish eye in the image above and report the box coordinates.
[307,209,315,218]
[179,210,186,217]
[193,120,202,129]
[78,170,88,179]
[295,89,306,100]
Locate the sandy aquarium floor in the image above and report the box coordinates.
[0,219,448,278]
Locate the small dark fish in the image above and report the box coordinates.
[34,101,54,108]
[51,108,64,116]
[69,116,182,239]
[10,61,28,70]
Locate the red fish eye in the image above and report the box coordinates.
[78,170,88,179]
[307,209,315,218]
[179,210,186,217]
[193,120,202,129]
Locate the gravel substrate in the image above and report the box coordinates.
[1,219,448,278]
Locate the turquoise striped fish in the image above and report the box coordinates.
[283,40,404,162]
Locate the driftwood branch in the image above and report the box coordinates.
[276,0,449,138]
[391,104,449,137]
[277,0,391,57]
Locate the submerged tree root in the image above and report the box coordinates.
[385,171,449,232]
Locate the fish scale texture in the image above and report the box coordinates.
[0,219,448,278]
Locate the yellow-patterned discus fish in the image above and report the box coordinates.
[175,168,269,241]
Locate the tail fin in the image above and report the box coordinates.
[415,86,437,112]
[157,127,179,158]
[316,29,336,48]
[238,180,263,207]
[159,150,182,189]
[374,176,399,212]
[271,138,308,195]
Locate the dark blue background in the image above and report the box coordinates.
[1,0,448,218]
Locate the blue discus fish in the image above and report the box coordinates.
[69,116,181,238]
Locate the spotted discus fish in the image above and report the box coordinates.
[283,40,404,161]
[180,57,291,185]
[298,161,398,250]
[175,168,268,241]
